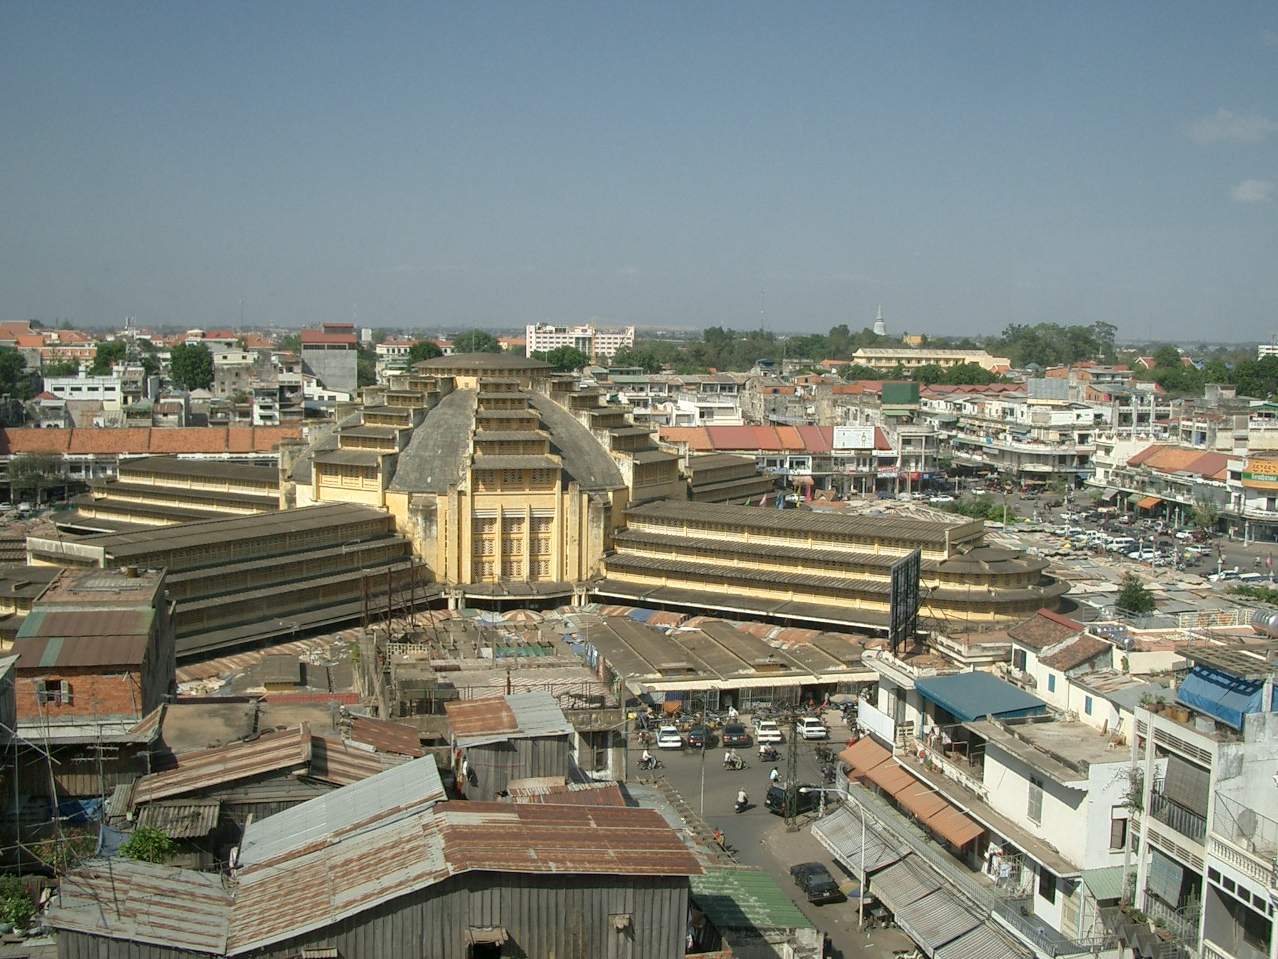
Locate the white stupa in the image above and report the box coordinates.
[872,305,887,337]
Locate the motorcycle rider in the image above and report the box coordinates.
[735,788,748,812]
[723,749,736,769]
[641,748,653,769]
[769,766,780,784]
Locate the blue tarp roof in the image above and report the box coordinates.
[1176,666,1264,730]
[915,672,1047,722]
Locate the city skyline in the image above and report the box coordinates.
[2,3,1277,338]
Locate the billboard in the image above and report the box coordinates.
[834,426,875,450]
[889,549,922,654]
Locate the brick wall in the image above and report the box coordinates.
[15,667,144,722]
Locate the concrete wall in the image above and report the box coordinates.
[302,346,357,396]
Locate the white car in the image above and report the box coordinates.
[797,717,829,740]
[656,725,683,750]
[755,720,784,744]
[928,495,955,504]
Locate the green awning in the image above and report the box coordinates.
[1083,865,1127,902]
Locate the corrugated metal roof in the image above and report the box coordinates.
[1082,865,1128,902]
[131,725,312,805]
[506,779,627,806]
[137,799,221,838]
[46,858,233,955]
[935,924,1029,959]
[892,888,981,953]
[307,734,406,786]
[14,608,155,668]
[690,865,814,932]
[438,801,701,878]
[914,673,1047,722]
[237,755,444,868]
[348,716,423,757]
[448,691,573,746]
[811,806,906,878]
[870,855,942,915]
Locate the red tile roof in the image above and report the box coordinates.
[300,330,357,346]
[1127,444,1229,480]
[663,424,836,454]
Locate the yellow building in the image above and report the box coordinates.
[599,500,1067,629]
[291,352,684,605]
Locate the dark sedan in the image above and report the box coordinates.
[687,725,714,749]
[720,722,752,747]
[790,862,844,904]
[765,783,822,816]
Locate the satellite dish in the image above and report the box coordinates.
[1237,807,1258,839]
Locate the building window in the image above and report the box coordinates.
[1084,696,1093,716]
[1047,674,1056,693]
[1028,776,1043,824]
[1038,868,1056,904]
[1012,648,1027,671]
[1109,808,1128,850]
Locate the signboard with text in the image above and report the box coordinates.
[834,426,875,450]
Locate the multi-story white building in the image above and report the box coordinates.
[42,373,124,411]
[525,323,635,361]
[851,347,1012,373]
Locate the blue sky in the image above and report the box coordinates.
[2,2,1276,339]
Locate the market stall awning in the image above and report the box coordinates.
[871,855,942,916]
[892,888,982,956]
[924,806,985,847]
[895,782,949,822]
[811,806,907,879]
[935,924,1028,959]
[864,760,916,797]
[839,737,892,780]
[1100,488,1120,501]
[1135,495,1163,510]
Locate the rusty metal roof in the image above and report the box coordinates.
[348,716,424,757]
[13,608,154,668]
[439,802,701,877]
[237,755,445,869]
[46,858,233,955]
[308,734,406,786]
[131,725,312,805]
[506,778,628,807]
[136,799,221,838]
[447,691,573,747]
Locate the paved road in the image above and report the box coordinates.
[634,716,900,959]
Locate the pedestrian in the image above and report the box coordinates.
[769,766,780,784]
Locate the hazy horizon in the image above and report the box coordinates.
[3,3,1276,339]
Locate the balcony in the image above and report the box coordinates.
[1150,789,1207,844]
[1142,891,1200,949]
[992,896,1115,958]
[1211,794,1278,891]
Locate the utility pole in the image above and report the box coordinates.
[784,710,800,831]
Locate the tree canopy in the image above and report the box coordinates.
[453,330,502,353]
[169,343,214,391]
[992,321,1117,368]
[0,348,34,402]
[1116,574,1156,615]
[533,346,590,372]
[407,340,442,365]
[89,339,126,376]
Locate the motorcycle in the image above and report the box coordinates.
[821,763,837,784]
[638,755,663,771]
[734,797,749,814]
[724,756,748,771]
[758,745,780,763]
[814,744,835,764]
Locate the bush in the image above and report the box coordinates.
[120,826,176,864]
[0,875,34,928]
[1117,574,1156,615]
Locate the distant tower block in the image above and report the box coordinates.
[872,305,887,337]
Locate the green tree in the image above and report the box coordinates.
[120,826,176,865]
[1152,345,1182,369]
[611,346,662,373]
[1192,497,1221,531]
[943,362,999,385]
[407,340,443,365]
[0,351,30,393]
[533,346,590,371]
[40,359,81,379]
[1116,574,1156,615]
[0,875,34,928]
[89,339,126,375]
[840,364,884,380]
[277,333,302,354]
[169,343,214,391]
[912,364,946,385]
[453,330,501,353]
[356,347,377,388]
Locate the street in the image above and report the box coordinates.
[632,714,901,959]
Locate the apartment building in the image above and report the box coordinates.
[524,322,635,361]
[300,322,358,396]
[851,347,1012,373]
[923,387,1108,485]
[614,372,745,426]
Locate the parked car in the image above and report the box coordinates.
[687,725,713,749]
[928,494,955,504]
[797,717,829,740]
[720,722,752,747]
[656,725,684,749]
[765,782,822,815]
[790,862,845,904]
[755,720,784,744]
